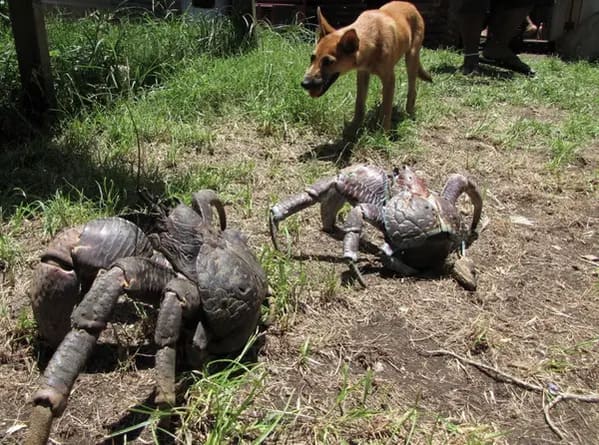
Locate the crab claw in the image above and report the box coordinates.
[467,229,479,248]
[191,190,227,231]
[451,256,477,291]
[441,174,483,243]
[348,260,367,288]
[269,212,282,252]
[24,405,53,445]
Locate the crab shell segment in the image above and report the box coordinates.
[382,191,466,269]
[195,229,268,352]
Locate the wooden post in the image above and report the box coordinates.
[8,0,55,118]
[231,0,256,43]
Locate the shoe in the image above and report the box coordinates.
[480,54,535,76]
[461,54,481,76]
[461,63,482,76]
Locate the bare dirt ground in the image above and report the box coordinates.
[0,104,598,444]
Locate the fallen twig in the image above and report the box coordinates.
[423,349,599,440]
[543,394,565,440]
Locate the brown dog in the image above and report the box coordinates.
[301,1,432,132]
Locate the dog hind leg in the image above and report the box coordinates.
[404,51,419,115]
[380,71,395,130]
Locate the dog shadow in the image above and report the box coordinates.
[298,106,413,165]
[341,260,451,288]
[335,258,447,288]
[285,230,394,287]
[280,227,382,261]
[298,134,356,166]
[282,228,456,287]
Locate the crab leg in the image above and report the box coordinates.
[154,278,201,406]
[269,177,344,251]
[442,174,483,243]
[342,204,384,287]
[26,258,176,445]
[270,192,319,251]
[25,406,53,445]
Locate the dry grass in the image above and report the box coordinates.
[2,113,597,444]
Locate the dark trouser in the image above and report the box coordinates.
[455,0,535,14]
[452,0,535,74]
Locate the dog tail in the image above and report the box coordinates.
[418,63,432,82]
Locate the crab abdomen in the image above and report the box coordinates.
[73,218,155,286]
[195,230,267,354]
[335,164,389,207]
[30,217,155,347]
[30,227,83,348]
[383,193,463,269]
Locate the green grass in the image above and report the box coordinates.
[0,230,21,272]
[108,338,289,444]
[542,336,599,374]
[259,246,306,330]
[2,18,598,210]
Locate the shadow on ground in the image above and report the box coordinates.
[0,116,166,218]
[298,106,413,165]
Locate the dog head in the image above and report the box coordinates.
[301,7,359,98]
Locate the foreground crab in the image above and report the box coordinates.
[25,190,268,445]
[269,164,482,289]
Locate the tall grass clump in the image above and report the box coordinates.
[0,7,254,209]
[112,339,289,444]
[84,25,355,139]
[34,179,121,236]
[0,7,243,140]
[47,9,243,112]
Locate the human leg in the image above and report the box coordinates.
[482,1,535,75]
[451,0,489,74]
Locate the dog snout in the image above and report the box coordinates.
[301,76,321,90]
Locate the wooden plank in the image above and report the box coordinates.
[8,0,55,116]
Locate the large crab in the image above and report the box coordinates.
[269,164,483,289]
[25,189,268,445]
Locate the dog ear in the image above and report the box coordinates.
[339,29,359,54]
[317,7,336,38]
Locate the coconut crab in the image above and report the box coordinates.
[269,164,482,289]
[25,190,268,445]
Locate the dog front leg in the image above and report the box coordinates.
[353,71,370,126]
[380,71,395,131]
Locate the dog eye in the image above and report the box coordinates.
[310,54,316,63]
[322,57,333,67]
